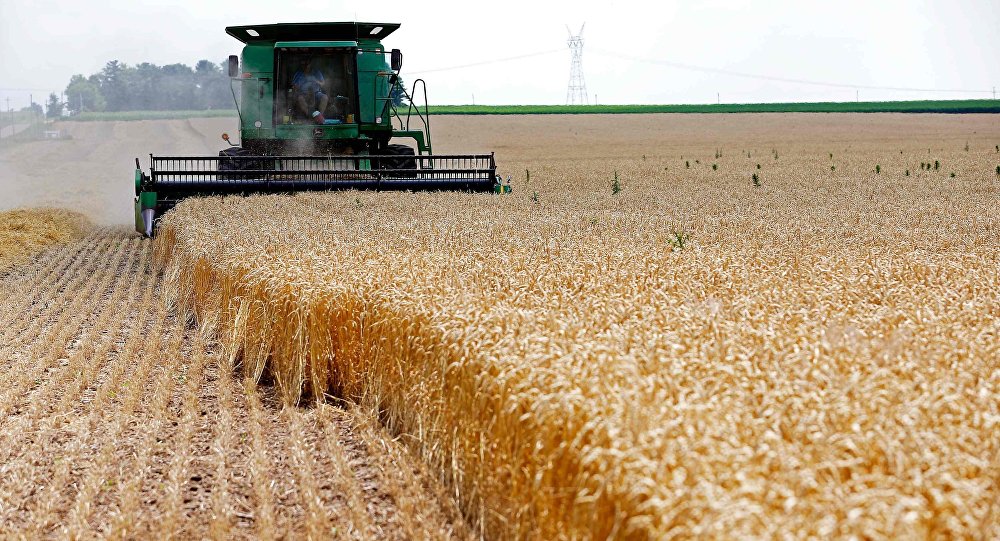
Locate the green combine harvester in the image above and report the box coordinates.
[135,22,509,236]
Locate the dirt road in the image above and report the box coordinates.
[0,118,232,224]
[0,123,30,139]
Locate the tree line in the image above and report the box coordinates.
[48,59,234,117]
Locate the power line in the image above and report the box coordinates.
[0,87,57,92]
[406,49,563,75]
[590,49,994,95]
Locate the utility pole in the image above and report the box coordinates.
[856,89,859,102]
[565,23,588,105]
[717,92,720,105]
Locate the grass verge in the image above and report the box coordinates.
[53,99,1000,123]
[63,110,238,122]
[426,99,1000,114]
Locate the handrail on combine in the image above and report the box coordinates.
[384,78,432,155]
[404,80,430,138]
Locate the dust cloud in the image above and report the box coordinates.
[0,118,235,225]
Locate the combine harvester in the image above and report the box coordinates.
[134,22,509,236]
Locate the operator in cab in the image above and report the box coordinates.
[292,58,329,124]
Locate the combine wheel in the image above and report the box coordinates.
[381,144,417,177]
[218,147,275,180]
[218,147,251,180]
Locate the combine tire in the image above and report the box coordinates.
[218,147,274,180]
[381,144,417,177]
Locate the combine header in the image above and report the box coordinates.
[135,22,509,236]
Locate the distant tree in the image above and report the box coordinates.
[194,59,231,109]
[195,59,218,74]
[65,74,106,113]
[217,59,238,107]
[100,60,131,111]
[61,58,236,112]
[160,63,195,110]
[391,76,408,107]
[45,93,63,118]
[133,62,162,110]
[27,102,43,117]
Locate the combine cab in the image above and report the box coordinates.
[135,22,509,236]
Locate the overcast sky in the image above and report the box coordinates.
[1,0,998,109]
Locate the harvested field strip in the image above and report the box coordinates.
[155,144,1000,539]
[0,236,137,527]
[63,263,165,537]
[311,407,379,538]
[339,403,475,540]
[207,340,239,539]
[243,388,309,535]
[62,268,158,538]
[244,386,279,539]
[286,408,340,538]
[102,320,185,538]
[0,229,471,539]
[0,229,102,327]
[0,237,149,534]
[0,229,115,347]
[156,321,211,538]
[16,253,149,481]
[0,229,107,355]
[0,232,131,422]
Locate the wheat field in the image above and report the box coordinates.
[2,113,999,539]
[155,114,1000,539]
[0,208,91,268]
